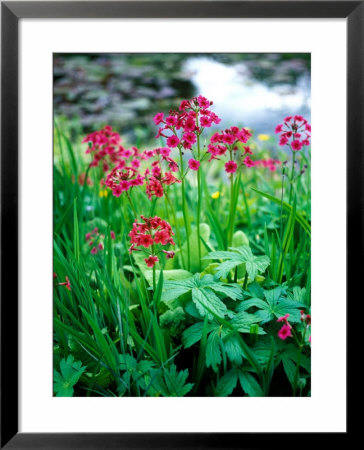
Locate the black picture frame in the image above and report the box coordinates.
[1,1,358,448]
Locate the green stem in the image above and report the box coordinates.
[152,264,156,293]
[179,148,191,271]
[289,150,296,203]
[165,192,185,268]
[125,191,138,218]
[196,129,202,272]
[240,176,252,230]
[228,170,235,248]
[280,167,285,244]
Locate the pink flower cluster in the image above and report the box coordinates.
[82,125,123,172]
[207,126,252,173]
[144,148,181,200]
[128,216,175,267]
[105,166,145,197]
[244,157,281,172]
[103,145,180,200]
[154,95,221,151]
[275,115,311,151]
[85,227,115,255]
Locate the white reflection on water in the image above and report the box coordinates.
[184,57,311,134]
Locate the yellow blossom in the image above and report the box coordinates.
[258,134,270,141]
[99,189,108,198]
[211,191,220,199]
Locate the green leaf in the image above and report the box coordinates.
[236,246,270,280]
[238,371,263,397]
[162,273,241,319]
[282,355,296,386]
[240,287,305,324]
[247,282,265,299]
[144,269,193,288]
[274,301,304,323]
[182,322,205,348]
[192,288,227,320]
[161,275,196,303]
[214,369,238,397]
[182,320,218,349]
[152,365,194,397]
[203,251,239,260]
[214,260,242,279]
[164,365,194,397]
[231,312,266,334]
[223,335,245,365]
[264,287,284,306]
[204,246,270,281]
[54,355,86,397]
[206,330,222,372]
[288,286,307,303]
[208,283,243,301]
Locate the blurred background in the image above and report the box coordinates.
[54,53,310,145]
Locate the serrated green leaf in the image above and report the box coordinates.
[214,369,238,396]
[192,287,228,320]
[205,246,270,281]
[163,273,240,319]
[264,287,284,306]
[238,371,263,397]
[203,251,241,260]
[282,355,296,386]
[247,282,265,299]
[223,335,245,365]
[153,365,194,397]
[231,312,266,334]
[206,330,222,372]
[213,260,242,279]
[237,298,270,312]
[208,283,243,301]
[182,322,213,348]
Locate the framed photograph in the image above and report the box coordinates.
[1,1,358,448]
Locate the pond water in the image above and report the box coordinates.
[54,53,310,140]
[184,56,311,135]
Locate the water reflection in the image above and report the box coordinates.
[184,57,310,134]
[53,53,310,140]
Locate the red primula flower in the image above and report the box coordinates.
[82,125,124,172]
[275,115,311,150]
[138,234,154,248]
[225,160,237,174]
[166,135,180,148]
[278,324,292,340]
[128,216,175,266]
[188,159,200,171]
[291,140,303,151]
[153,112,164,125]
[144,255,159,268]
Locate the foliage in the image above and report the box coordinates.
[53,90,311,397]
[54,355,87,397]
